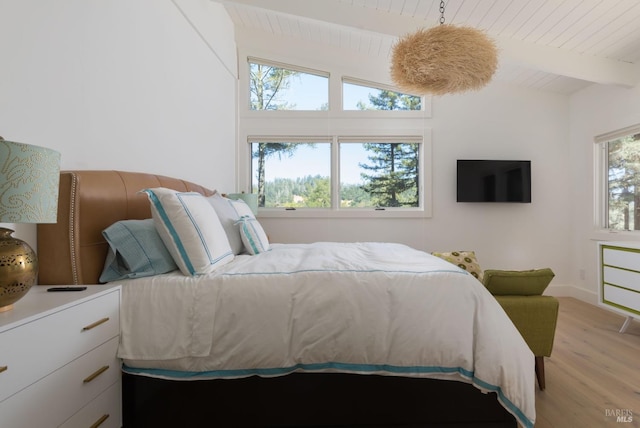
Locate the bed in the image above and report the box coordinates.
[37,170,535,428]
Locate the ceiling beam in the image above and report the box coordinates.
[217,0,640,88]
[497,38,639,89]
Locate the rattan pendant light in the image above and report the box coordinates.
[390,1,498,96]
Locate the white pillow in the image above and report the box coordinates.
[142,188,234,275]
[236,216,270,255]
[207,192,255,255]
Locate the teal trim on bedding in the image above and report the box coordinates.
[125,361,472,379]
[144,190,197,275]
[220,268,470,277]
[240,221,259,254]
[122,361,533,428]
[472,375,532,428]
[236,215,270,254]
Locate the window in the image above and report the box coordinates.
[596,125,640,230]
[250,139,331,208]
[240,56,431,217]
[342,79,422,111]
[249,59,329,111]
[339,140,420,208]
[249,137,424,212]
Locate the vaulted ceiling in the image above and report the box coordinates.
[214,0,640,94]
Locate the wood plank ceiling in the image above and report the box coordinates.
[216,0,640,94]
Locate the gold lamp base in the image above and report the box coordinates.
[0,228,38,312]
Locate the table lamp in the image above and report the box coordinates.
[0,137,61,312]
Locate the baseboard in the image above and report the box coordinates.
[545,284,598,305]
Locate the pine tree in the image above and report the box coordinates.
[249,63,301,206]
[356,89,421,111]
[356,89,420,207]
[250,63,298,110]
[360,143,419,207]
[607,135,640,229]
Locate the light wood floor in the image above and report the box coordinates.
[533,297,640,428]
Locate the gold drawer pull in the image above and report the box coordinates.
[90,414,110,428]
[82,317,110,331]
[83,365,109,383]
[0,366,7,374]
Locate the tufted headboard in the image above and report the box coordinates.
[37,170,214,285]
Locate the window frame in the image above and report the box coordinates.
[337,136,423,210]
[240,57,432,119]
[239,131,432,219]
[594,123,640,232]
[248,57,330,112]
[341,77,423,112]
[238,56,433,218]
[248,137,333,209]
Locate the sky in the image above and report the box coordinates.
[250,69,417,187]
[252,142,371,186]
[274,72,380,110]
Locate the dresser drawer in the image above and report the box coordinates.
[60,380,122,428]
[603,284,640,315]
[602,246,640,272]
[0,289,120,402]
[602,266,640,293]
[0,336,120,428]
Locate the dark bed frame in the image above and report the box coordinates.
[123,372,515,427]
[38,170,518,428]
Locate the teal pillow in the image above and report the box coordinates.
[482,268,555,296]
[99,219,178,283]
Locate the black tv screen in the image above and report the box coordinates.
[457,160,531,203]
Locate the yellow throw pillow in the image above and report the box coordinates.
[431,250,483,282]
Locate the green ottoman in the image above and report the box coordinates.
[484,268,559,390]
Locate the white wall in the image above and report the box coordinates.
[569,84,640,303]
[0,0,237,250]
[236,30,574,289]
[0,2,590,296]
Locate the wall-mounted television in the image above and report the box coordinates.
[457,160,531,203]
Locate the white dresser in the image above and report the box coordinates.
[0,284,121,428]
[599,242,640,333]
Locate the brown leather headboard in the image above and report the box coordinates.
[37,170,214,285]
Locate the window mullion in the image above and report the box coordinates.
[331,136,340,210]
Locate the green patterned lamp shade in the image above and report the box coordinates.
[0,138,61,312]
[0,139,61,223]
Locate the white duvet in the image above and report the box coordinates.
[118,242,535,427]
